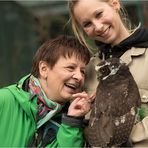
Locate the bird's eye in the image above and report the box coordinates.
[99,65,111,77]
[100,68,106,73]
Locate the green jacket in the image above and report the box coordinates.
[0,75,84,147]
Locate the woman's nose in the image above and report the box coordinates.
[94,21,103,32]
[72,71,84,82]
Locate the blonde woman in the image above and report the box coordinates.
[68,0,148,147]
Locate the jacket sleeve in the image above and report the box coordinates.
[130,115,148,142]
[46,114,84,147]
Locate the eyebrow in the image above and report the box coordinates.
[81,9,103,25]
[93,9,103,15]
[69,62,86,68]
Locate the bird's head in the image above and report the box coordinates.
[95,58,125,80]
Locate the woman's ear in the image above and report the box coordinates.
[39,61,49,79]
[110,0,120,10]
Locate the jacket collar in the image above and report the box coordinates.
[120,47,146,65]
[97,27,148,60]
[17,74,36,100]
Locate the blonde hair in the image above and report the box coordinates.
[68,0,133,51]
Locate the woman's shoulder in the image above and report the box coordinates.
[0,85,17,108]
[0,85,16,97]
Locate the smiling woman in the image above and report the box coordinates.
[68,0,148,147]
[68,0,131,49]
[31,35,90,103]
[0,35,95,147]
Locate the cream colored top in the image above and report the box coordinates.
[121,47,148,147]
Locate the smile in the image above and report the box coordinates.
[98,26,111,38]
[65,83,80,90]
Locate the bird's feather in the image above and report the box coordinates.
[85,58,141,147]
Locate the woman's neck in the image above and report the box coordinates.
[112,24,130,47]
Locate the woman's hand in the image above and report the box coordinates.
[67,92,95,117]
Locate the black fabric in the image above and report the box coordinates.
[96,28,148,59]
[62,114,84,128]
[22,76,30,92]
[28,123,57,147]
[120,140,133,147]
[28,115,62,147]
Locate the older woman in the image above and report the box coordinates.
[0,35,94,147]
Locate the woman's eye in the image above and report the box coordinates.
[81,70,85,75]
[66,66,74,71]
[81,71,85,76]
[95,12,103,19]
[83,22,91,28]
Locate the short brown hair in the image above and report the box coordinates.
[31,35,91,77]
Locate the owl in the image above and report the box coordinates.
[84,58,141,147]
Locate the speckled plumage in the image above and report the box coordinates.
[85,58,141,147]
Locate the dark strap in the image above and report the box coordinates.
[28,124,56,147]
[62,113,84,128]
[28,116,61,147]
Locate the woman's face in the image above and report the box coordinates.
[74,0,129,45]
[40,55,86,102]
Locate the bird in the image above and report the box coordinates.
[84,58,141,147]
